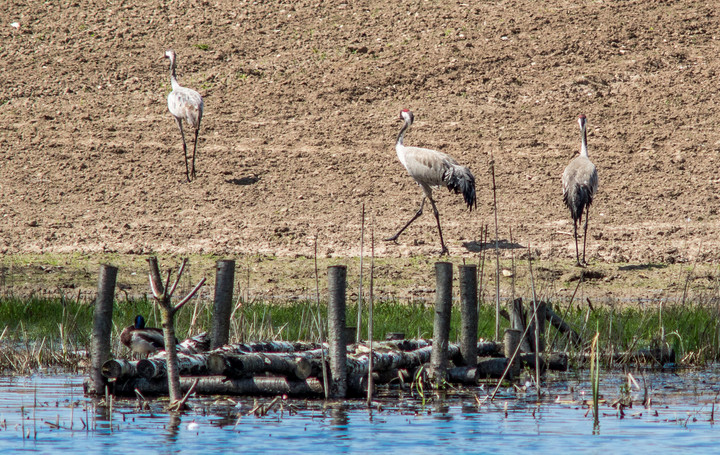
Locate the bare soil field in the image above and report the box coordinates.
[2,1,720,299]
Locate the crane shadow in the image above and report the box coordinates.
[226,175,260,186]
[463,239,524,252]
[618,263,668,271]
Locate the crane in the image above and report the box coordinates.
[562,114,598,267]
[385,109,476,255]
[164,49,204,182]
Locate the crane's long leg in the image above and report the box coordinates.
[190,127,200,180]
[175,118,190,182]
[573,219,582,267]
[582,206,591,266]
[385,197,426,242]
[428,198,449,256]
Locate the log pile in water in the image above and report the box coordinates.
[99,337,568,397]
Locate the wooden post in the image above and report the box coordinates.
[459,265,477,368]
[504,328,522,377]
[510,298,532,352]
[89,264,117,395]
[535,301,547,353]
[211,259,235,350]
[327,265,348,398]
[431,262,453,385]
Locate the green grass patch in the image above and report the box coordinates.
[1,295,719,369]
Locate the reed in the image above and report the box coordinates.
[3,290,720,373]
[590,324,600,428]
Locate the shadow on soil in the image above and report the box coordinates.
[226,176,260,186]
[463,239,524,252]
[618,263,668,271]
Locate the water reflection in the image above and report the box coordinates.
[1,371,720,453]
[166,412,181,443]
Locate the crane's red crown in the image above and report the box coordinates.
[399,109,414,123]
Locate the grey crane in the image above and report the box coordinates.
[165,49,204,182]
[562,114,598,267]
[385,109,476,255]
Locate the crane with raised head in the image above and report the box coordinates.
[165,49,204,182]
[562,114,598,267]
[385,109,476,255]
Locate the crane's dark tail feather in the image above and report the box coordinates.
[445,165,477,211]
[564,185,594,222]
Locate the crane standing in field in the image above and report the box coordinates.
[385,109,476,255]
[165,49,204,182]
[562,114,598,267]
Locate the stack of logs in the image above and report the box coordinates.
[101,334,568,397]
[85,260,675,399]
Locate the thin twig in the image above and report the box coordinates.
[528,244,541,401]
[314,235,329,399]
[357,203,365,343]
[490,155,501,341]
[367,223,375,405]
[174,277,207,313]
[168,258,188,298]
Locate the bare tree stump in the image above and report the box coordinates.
[459,264,478,368]
[211,259,235,349]
[431,262,453,385]
[327,265,348,398]
[89,264,117,395]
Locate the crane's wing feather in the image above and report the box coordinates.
[168,87,204,128]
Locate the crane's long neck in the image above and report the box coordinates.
[395,119,411,167]
[396,119,410,154]
[580,122,588,158]
[169,57,181,90]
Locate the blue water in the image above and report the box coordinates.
[1,368,719,454]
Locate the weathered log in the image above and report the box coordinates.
[509,298,532,352]
[102,359,139,379]
[476,340,503,357]
[355,339,499,357]
[373,368,408,385]
[503,329,522,377]
[138,353,213,379]
[376,339,431,352]
[178,332,211,354]
[519,352,569,371]
[614,347,675,365]
[208,352,313,380]
[447,366,478,385]
[546,305,583,347]
[94,375,324,397]
[476,357,512,379]
[448,357,513,382]
[573,347,675,366]
[209,341,324,354]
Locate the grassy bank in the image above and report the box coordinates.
[1,292,719,374]
[2,252,720,305]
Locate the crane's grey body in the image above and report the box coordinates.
[386,109,476,255]
[562,114,598,266]
[165,49,204,182]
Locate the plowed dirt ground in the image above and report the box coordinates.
[2,1,720,300]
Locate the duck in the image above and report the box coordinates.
[120,315,170,357]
